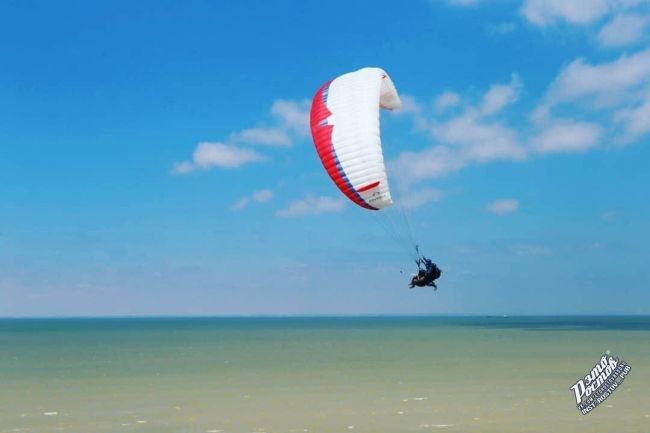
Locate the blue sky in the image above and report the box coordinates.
[1,0,649,316]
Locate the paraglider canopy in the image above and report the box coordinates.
[310,67,401,210]
[309,67,442,290]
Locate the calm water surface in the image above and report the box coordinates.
[1,316,649,433]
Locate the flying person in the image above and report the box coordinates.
[311,69,437,290]
[409,256,442,289]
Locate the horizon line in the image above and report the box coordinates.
[1,313,649,320]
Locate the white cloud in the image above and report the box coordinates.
[172,161,195,174]
[391,146,466,185]
[598,13,649,47]
[271,99,311,136]
[530,120,602,154]
[420,3,650,182]
[432,77,525,165]
[392,116,525,186]
[191,142,263,169]
[531,47,650,130]
[479,74,522,116]
[434,91,461,113]
[486,198,519,215]
[230,189,274,211]
[393,94,422,116]
[391,77,527,186]
[392,55,645,187]
[252,189,273,203]
[231,127,291,147]
[521,0,612,27]
[230,98,310,147]
[175,98,309,174]
[614,96,650,141]
[276,195,346,217]
[230,197,250,211]
[452,0,647,48]
[544,48,650,109]
[532,48,650,145]
[173,142,264,173]
[393,94,429,132]
[600,210,617,220]
[432,113,526,162]
[398,187,443,209]
[447,0,481,6]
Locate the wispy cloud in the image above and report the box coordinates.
[541,48,650,111]
[391,48,650,188]
[532,47,650,146]
[431,113,525,162]
[392,94,423,116]
[459,0,650,48]
[600,210,617,221]
[530,120,602,154]
[174,98,310,174]
[392,76,526,186]
[253,189,274,202]
[271,99,311,136]
[614,95,650,142]
[486,198,519,215]
[230,127,292,147]
[173,142,264,173]
[433,91,461,113]
[598,13,649,47]
[391,146,468,185]
[447,0,481,6]
[276,195,346,218]
[521,0,612,27]
[479,74,522,116]
[399,187,443,209]
[231,189,274,211]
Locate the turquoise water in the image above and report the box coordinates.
[1,316,649,433]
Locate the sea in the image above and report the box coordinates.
[1,316,649,433]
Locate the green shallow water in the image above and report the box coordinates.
[1,316,649,433]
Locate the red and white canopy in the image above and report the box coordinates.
[310,67,401,210]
